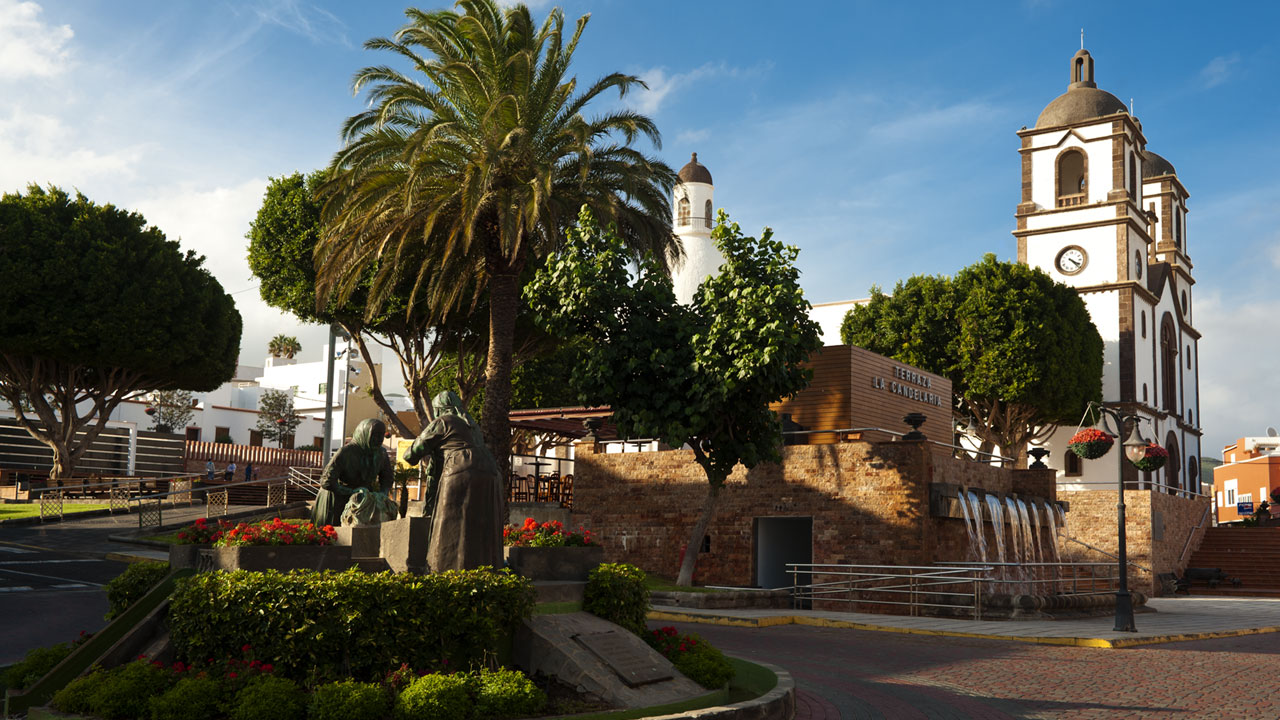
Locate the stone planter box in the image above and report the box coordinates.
[504,545,604,581]
[168,543,211,569]
[211,544,354,572]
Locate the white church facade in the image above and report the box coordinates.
[1016,48,1202,495]
[669,47,1203,497]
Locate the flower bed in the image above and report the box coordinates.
[175,517,234,545]
[503,518,595,547]
[1130,442,1168,472]
[646,626,734,690]
[214,517,336,547]
[1068,428,1114,459]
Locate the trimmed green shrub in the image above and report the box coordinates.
[231,675,307,720]
[672,639,734,689]
[475,668,546,719]
[169,568,535,683]
[395,672,472,720]
[104,560,169,620]
[309,680,389,720]
[2,642,73,690]
[583,563,649,635]
[71,661,176,720]
[50,666,114,714]
[149,675,225,720]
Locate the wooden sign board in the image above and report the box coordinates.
[772,345,953,445]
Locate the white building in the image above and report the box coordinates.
[1016,48,1202,493]
[670,153,722,306]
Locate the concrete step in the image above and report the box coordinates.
[534,580,586,604]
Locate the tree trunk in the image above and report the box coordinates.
[481,271,520,481]
[676,483,721,587]
[351,332,416,439]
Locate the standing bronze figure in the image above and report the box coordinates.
[310,418,397,527]
[404,391,503,571]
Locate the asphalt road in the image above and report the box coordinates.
[0,538,130,665]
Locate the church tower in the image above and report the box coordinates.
[1015,48,1202,495]
[671,153,721,305]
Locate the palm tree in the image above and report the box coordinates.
[318,0,679,463]
[268,334,301,359]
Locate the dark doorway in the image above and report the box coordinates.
[754,516,813,590]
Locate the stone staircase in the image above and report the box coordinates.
[1185,526,1280,597]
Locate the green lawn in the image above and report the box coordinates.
[0,503,110,521]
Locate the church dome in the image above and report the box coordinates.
[677,152,712,184]
[1142,150,1176,178]
[1035,87,1128,129]
[1034,48,1129,129]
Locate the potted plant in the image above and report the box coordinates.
[503,518,603,581]
[211,517,351,572]
[1128,442,1168,472]
[1068,428,1114,459]
[169,517,233,568]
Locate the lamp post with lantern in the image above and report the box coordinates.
[1084,403,1154,633]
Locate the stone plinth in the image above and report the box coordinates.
[336,524,382,558]
[168,544,210,569]
[380,516,430,574]
[505,545,605,581]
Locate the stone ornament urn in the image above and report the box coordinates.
[504,545,605,581]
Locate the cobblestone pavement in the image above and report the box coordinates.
[662,620,1280,719]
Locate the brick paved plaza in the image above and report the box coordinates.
[666,621,1280,719]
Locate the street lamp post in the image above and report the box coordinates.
[1094,404,1150,633]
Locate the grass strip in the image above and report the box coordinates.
[0,504,110,520]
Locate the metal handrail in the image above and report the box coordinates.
[1061,535,1153,573]
[28,473,203,496]
[1178,503,1214,568]
[788,563,991,619]
[782,427,1015,464]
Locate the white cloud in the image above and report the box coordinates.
[627,62,768,115]
[1200,53,1240,89]
[676,128,711,145]
[0,0,73,80]
[250,0,350,47]
[1196,292,1280,455]
[0,107,145,192]
[867,101,1003,144]
[130,179,328,365]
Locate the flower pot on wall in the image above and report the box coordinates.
[504,545,605,581]
[211,545,354,572]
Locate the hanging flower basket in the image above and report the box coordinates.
[1129,443,1168,472]
[1069,428,1114,459]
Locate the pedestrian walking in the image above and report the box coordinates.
[225,461,236,482]
[245,463,254,483]
[205,460,215,484]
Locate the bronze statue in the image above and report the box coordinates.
[310,418,398,527]
[404,391,503,571]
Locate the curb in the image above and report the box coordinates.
[647,659,795,720]
[648,609,1280,650]
[103,552,166,564]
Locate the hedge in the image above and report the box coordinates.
[104,561,169,620]
[583,563,650,636]
[168,568,535,683]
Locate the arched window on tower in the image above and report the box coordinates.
[1160,313,1178,414]
[677,197,690,227]
[1056,150,1087,207]
[704,200,713,228]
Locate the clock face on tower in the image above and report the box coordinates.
[1055,246,1087,275]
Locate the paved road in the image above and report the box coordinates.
[661,620,1280,719]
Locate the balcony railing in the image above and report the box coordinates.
[1056,193,1087,208]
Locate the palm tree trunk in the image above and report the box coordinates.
[481,270,519,481]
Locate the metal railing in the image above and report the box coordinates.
[950,561,1122,596]
[288,466,322,496]
[29,474,204,521]
[510,452,574,477]
[1178,503,1214,568]
[782,427,1016,464]
[126,474,300,529]
[788,563,991,620]
[1061,535,1153,574]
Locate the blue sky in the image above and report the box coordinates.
[3,0,1277,456]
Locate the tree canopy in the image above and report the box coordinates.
[840,253,1103,464]
[256,388,301,448]
[527,208,822,584]
[146,390,196,434]
[0,185,241,477]
[317,0,680,466]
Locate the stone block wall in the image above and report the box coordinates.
[572,439,1057,587]
[1057,489,1210,594]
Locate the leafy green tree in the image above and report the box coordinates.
[256,389,301,448]
[268,334,301,359]
[0,186,240,478]
[146,390,197,434]
[317,1,680,468]
[248,171,489,439]
[527,208,822,585]
[841,253,1103,465]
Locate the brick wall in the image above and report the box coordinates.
[1058,489,1209,594]
[573,439,1058,587]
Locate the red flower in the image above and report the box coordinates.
[227,671,237,679]
[241,643,253,652]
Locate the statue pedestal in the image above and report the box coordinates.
[380,516,430,574]
[336,524,382,559]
